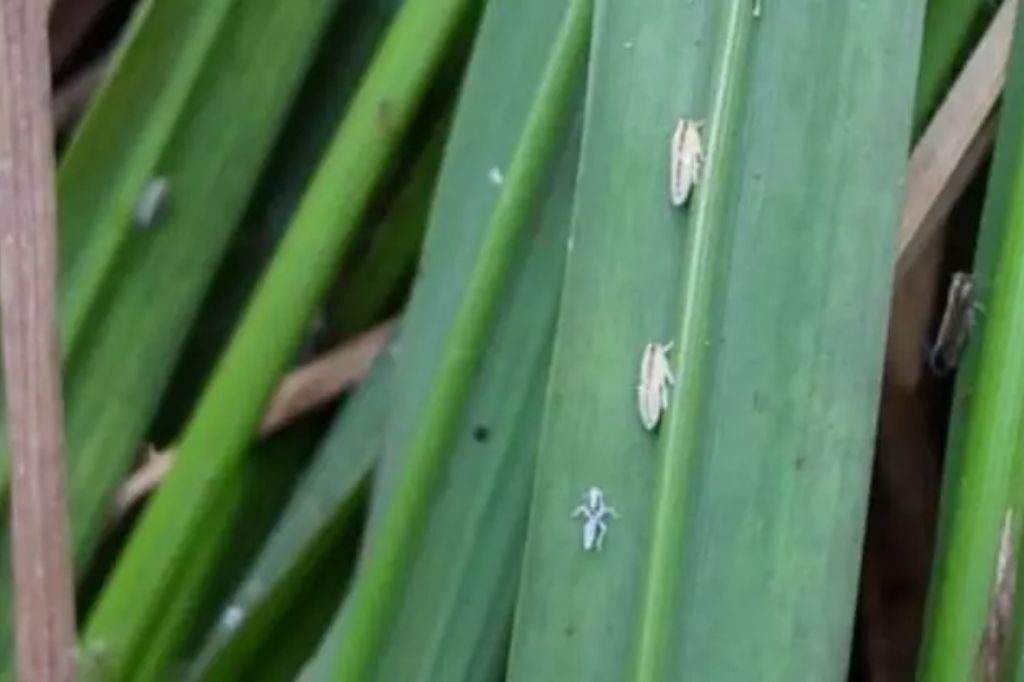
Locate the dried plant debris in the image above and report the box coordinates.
[975,509,1017,681]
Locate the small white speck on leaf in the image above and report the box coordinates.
[134,176,170,228]
[221,605,245,631]
[488,166,504,186]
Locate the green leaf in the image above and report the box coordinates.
[183,121,449,672]
[128,440,313,682]
[632,4,753,678]
[509,1,924,680]
[326,2,591,677]
[918,5,1024,679]
[56,0,340,571]
[166,42,452,674]
[199,0,585,676]
[78,0,479,675]
[330,121,446,337]
[0,0,341,664]
[314,121,581,682]
[57,0,239,353]
[914,0,996,132]
[188,354,390,680]
[148,0,408,442]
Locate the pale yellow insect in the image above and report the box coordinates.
[670,119,704,207]
[637,341,675,431]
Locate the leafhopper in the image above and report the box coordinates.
[670,119,704,207]
[637,341,675,431]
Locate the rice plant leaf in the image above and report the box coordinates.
[182,112,448,674]
[179,124,448,664]
[367,230,564,682]
[326,2,591,678]
[508,2,719,678]
[187,353,391,680]
[363,0,578,527]
[331,122,446,337]
[116,3,428,671]
[56,0,341,572]
[161,62,449,678]
[332,124,579,682]
[78,0,476,676]
[510,1,924,680]
[915,0,997,131]
[0,0,341,664]
[205,0,583,675]
[203,121,578,682]
[149,0,409,441]
[918,5,1024,679]
[57,0,238,353]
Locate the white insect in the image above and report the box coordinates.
[220,605,245,631]
[670,119,704,207]
[637,341,675,431]
[488,166,504,186]
[572,486,619,551]
[753,0,762,18]
[134,176,169,228]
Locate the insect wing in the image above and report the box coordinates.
[670,120,702,206]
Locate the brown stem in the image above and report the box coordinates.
[0,1,77,680]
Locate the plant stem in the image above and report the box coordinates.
[0,1,77,679]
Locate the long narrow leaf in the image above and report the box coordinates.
[148,0,408,441]
[56,0,236,353]
[329,2,591,677]
[915,0,996,130]
[633,3,752,677]
[188,353,392,680]
[510,1,923,680]
[79,0,476,676]
[0,0,341,664]
[919,5,1024,679]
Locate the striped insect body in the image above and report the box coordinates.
[670,119,704,207]
[637,341,675,431]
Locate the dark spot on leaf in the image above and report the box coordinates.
[473,425,490,443]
